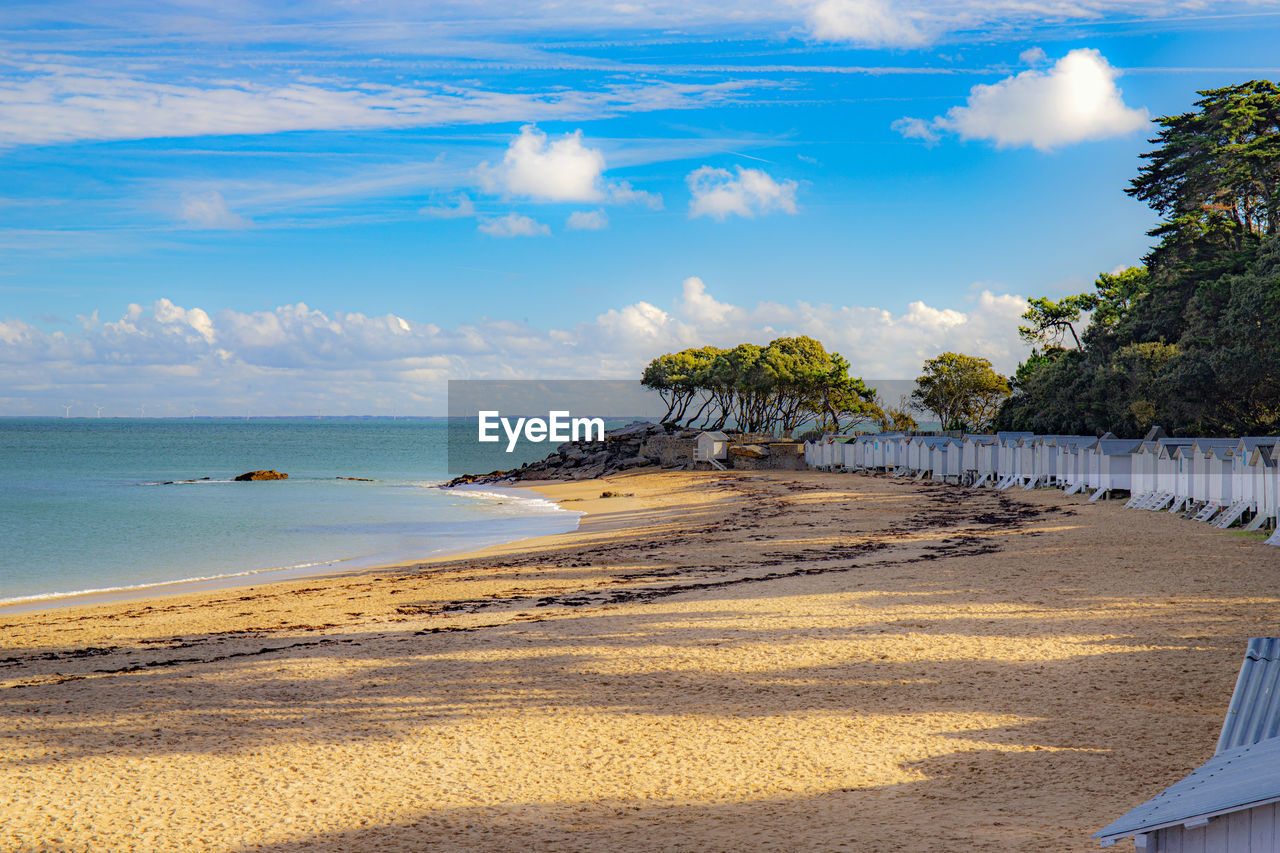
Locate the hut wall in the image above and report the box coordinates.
[1151,801,1280,851]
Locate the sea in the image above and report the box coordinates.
[0,418,601,608]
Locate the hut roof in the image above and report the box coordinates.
[1096,638,1280,846]
[1094,737,1280,844]
[1097,439,1141,456]
[699,431,728,441]
[1248,443,1278,467]
[1217,638,1280,754]
[1237,436,1278,453]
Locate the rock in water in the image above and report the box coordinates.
[234,470,288,481]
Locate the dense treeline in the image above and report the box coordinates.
[640,336,881,434]
[998,81,1280,437]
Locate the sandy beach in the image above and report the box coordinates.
[2,469,1277,852]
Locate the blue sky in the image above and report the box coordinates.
[2,1,1279,415]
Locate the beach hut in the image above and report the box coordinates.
[929,437,962,483]
[1032,436,1063,487]
[1192,440,1236,505]
[994,431,1032,488]
[1090,439,1141,500]
[696,431,729,468]
[1185,442,1235,521]
[1126,440,1159,507]
[1145,439,1194,510]
[1246,442,1278,531]
[1060,437,1099,495]
[887,435,909,474]
[1095,638,1280,850]
[963,435,998,486]
[1055,437,1093,492]
[840,440,857,470]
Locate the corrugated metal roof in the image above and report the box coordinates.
[1217,637,1280,754]
[1094,737,1280,841]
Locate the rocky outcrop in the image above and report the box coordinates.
[728,444,769,459]
[234,470,288,481]
[445,421,676,487]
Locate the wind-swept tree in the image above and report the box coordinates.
[640,336,873,435]
[1018,294,1096,349]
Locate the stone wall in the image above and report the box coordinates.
[639,434,696,467]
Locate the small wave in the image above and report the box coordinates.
[449,486,580,517]
[0,557,356,607]
[137,478,236,486]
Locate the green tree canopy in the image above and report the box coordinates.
[640,336,874,435]
[998,79,1280,437]
[911,353,1011,432]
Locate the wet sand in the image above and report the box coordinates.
[2,469,1277,852]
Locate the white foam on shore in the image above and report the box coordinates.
[0,482,580,613]
[448,485,581,517]
[0,558,356,607]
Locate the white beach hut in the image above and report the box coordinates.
[994,431,1032,488]
[929,437,963,483]
[1090,438,1141,500]
[1032,436,1062,487]
[1249,441,1279,531]
[963,435,998,486]
[696,431,729,467]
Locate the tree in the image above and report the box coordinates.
[640,336,874,435]
[1128,80,1280,256]
[911,353,1011,432]
[1018,294,1096,349]
[869,393,919,433]
[997,81,1280,437]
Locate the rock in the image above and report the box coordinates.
[234,470,289,481]
[336,476,374,482]
[728,444,769,459]
[575,462,607,480]
[616,456,652,469]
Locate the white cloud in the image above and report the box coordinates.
[686,165,799,220]
[1019,46,1048,66]
[476,124,663,208]
[806,0,931,47]
[179,190,249,229]
[567,209,609,230]
[0,282,1031,415]
[478,125,606,202]
[890,116,940,145]
[420,193,476,219]
[895,48,1149,151]
[477,212,551,237]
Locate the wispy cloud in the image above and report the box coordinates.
[0,62,760,148]
[566,209,608,230]
[477,212,550,237]
[179,190,250,229]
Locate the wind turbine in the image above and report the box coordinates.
[139,404,146,418]
[95,404,105,418]
[190,407,199,420]
[63,402,73,418]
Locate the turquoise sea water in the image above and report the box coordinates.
[0,418,581,606]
